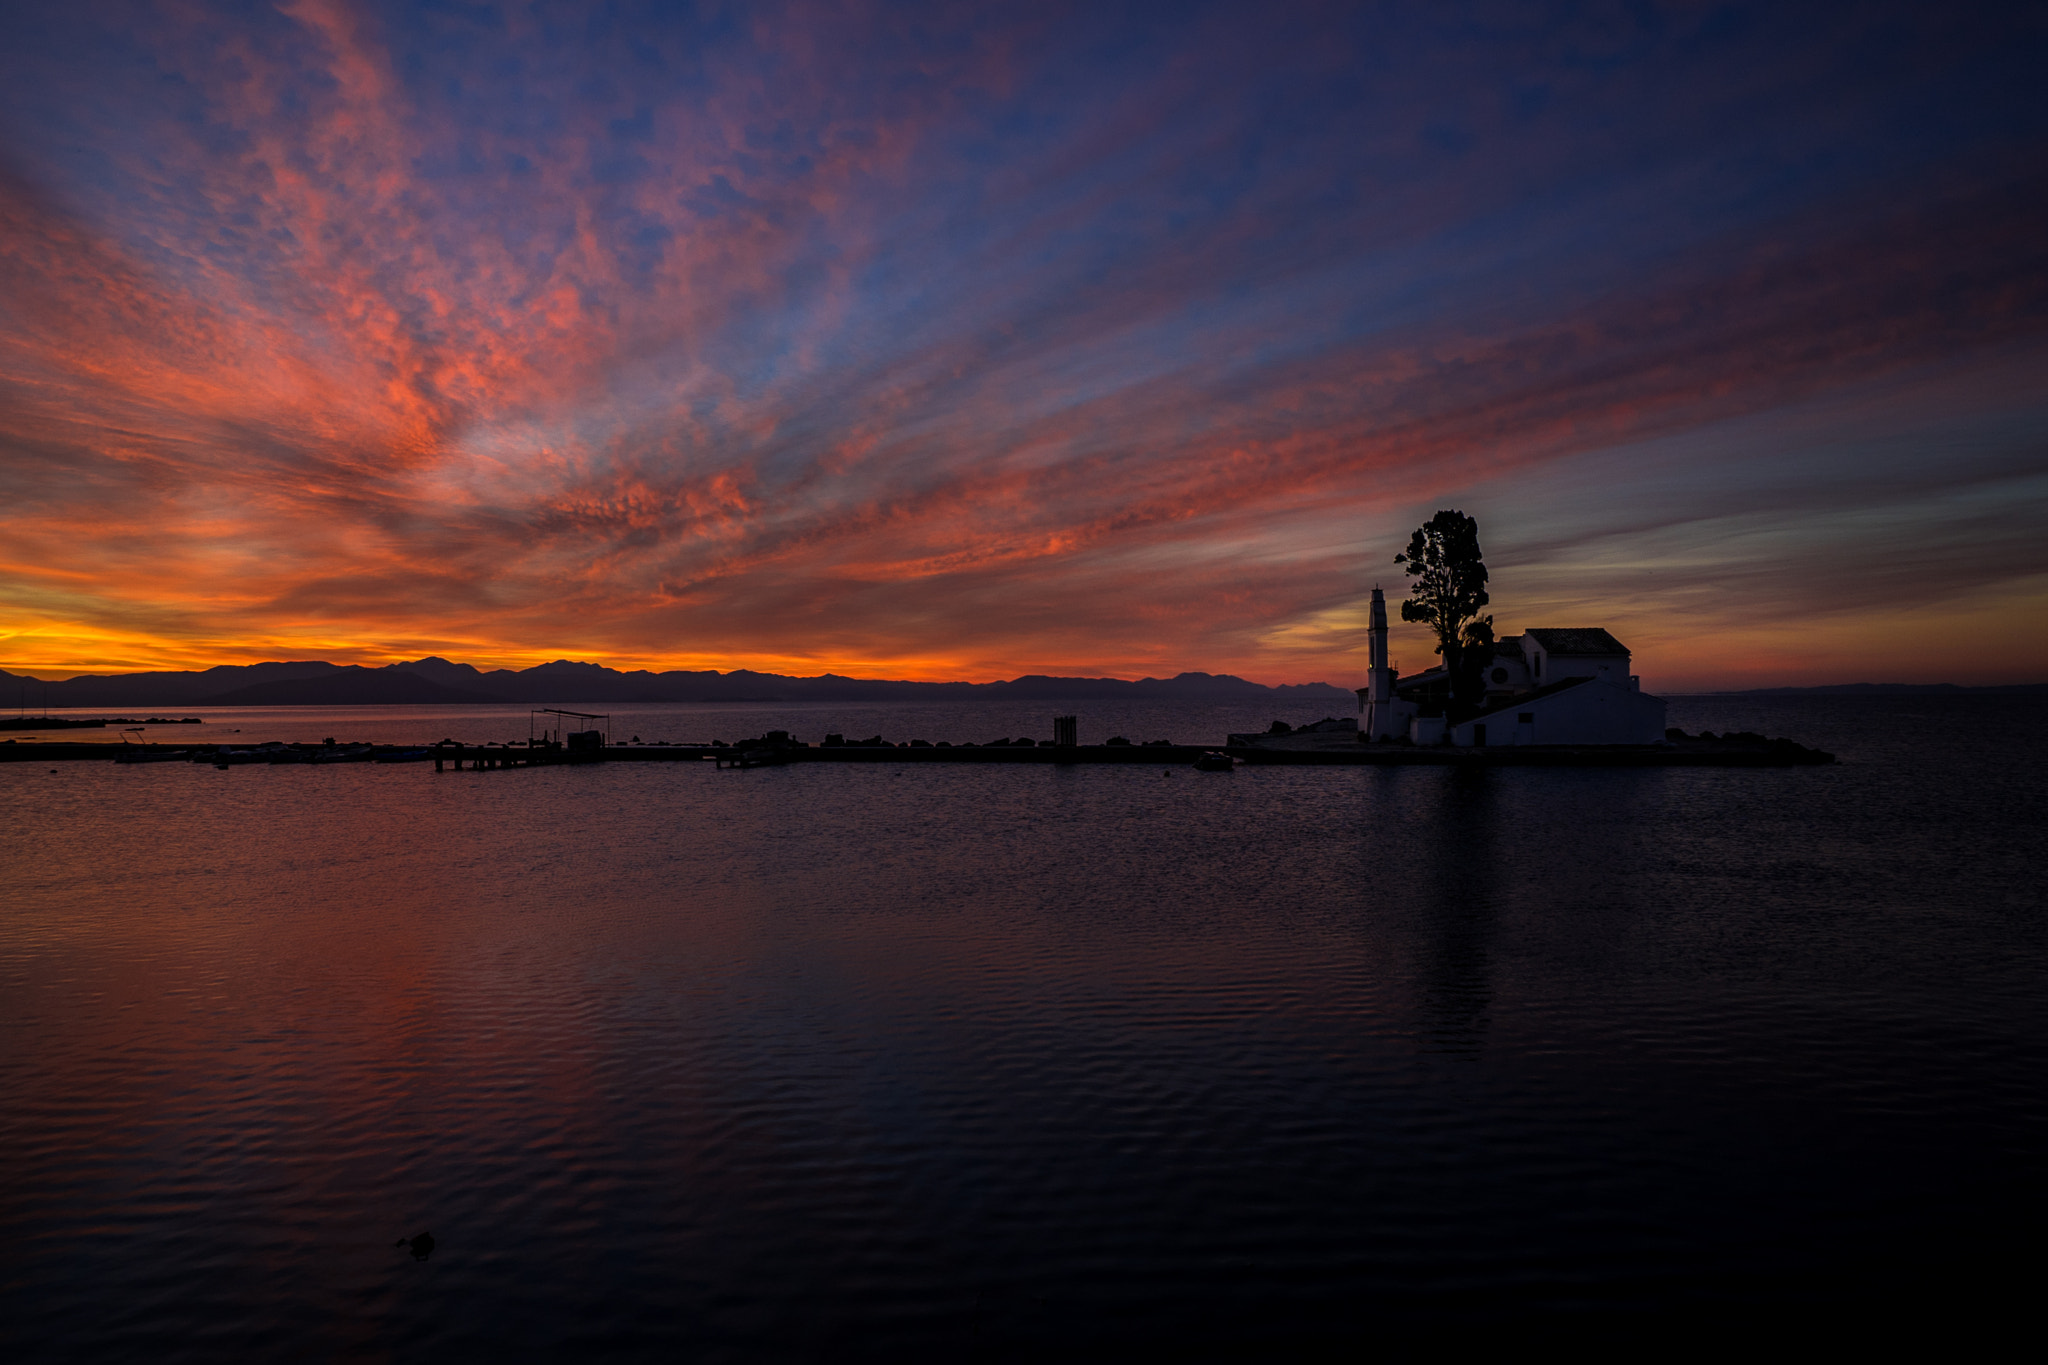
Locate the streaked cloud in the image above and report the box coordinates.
[2,1,2045,685]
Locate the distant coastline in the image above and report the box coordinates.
[0,659,1357,709]
[6,661,2044,709]
[1700,682,2048,696]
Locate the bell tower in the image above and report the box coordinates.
[1359,586,1410,741]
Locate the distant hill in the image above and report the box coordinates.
[193,669,504,707]
[0,659,1358,708]
[1710,682,2048,696]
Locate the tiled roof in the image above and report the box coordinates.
[1494,636,1524,657]
[1525,627,1629,656]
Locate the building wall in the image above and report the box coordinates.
[1484,653,1532,698]
[1358,692,1417,742]
[1451,679,1666,746]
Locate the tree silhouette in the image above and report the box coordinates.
[1395,510,1494,718]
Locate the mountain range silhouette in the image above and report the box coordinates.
[0,659,1358,709]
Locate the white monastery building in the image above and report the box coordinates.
[1358,587,1667,746]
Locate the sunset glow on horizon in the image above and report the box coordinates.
[4,2,2046,691]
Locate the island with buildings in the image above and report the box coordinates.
[1224,583,1826,764]
[1356,587,1666,747]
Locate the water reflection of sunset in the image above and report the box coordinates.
[7,703,2042,1350]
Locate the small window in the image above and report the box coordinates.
[1518,712,1534,723]
[1490,667,1507,684]
[1472,724,1487,746]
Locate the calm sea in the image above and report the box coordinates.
[2,694,2043,1357]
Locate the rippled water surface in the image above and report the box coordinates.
[4,696,2044,1358]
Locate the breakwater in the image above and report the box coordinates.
[2,735,1833,766]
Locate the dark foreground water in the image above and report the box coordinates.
[3,695,2044,1358]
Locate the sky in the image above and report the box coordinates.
[1,1,2044,690]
